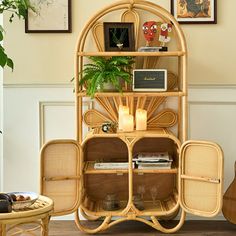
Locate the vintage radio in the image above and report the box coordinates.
[133,69,167,91]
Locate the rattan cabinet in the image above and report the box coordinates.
[40,0,224,233]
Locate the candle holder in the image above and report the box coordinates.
[136,109,147,131]
[118,105,129,130]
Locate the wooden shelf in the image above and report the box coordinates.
[81,191,178,217]
[134,166,178,174]
[77,91,186,98]
[84,161,177,175]
[77,51,186,57]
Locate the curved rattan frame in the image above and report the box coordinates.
[73,0,188,233]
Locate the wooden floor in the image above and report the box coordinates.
[19,220,236,235]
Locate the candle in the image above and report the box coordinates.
[122,114,134,132]
[118,105,129,130]
[136,109,147,131]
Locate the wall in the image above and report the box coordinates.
[2,0,236,221]
[3,0,236,85]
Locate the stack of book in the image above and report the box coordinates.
[94,162,134,170]
[133,152,173,170]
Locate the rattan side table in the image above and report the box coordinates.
[0,195,53,236]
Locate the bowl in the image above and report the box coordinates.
[7,192,39,210]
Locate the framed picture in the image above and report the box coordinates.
[104,22,135,51]
[171,0,217,24]
[25,0,72,33]
[133,69,167,92]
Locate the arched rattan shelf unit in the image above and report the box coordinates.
[39,1,223,235]
[74,0,188,144]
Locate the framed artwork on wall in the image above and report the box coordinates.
[25,0,72,33]
[171,0,217,24]
[103,22,135,51]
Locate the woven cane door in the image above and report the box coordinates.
[180,140,223,217]
[40,140,81,216]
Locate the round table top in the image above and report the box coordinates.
[0,195,53,220]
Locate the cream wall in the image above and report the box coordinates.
[3,0,236,85]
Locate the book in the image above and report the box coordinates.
[138,164,171,170]
[133,152,172,163]
[94,162,134,170]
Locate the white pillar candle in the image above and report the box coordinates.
[136,109,147,131]
[118,105,129,130]
[122,114,134,132]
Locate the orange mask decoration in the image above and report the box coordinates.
[142,21,158,42]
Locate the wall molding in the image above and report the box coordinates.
[3,83,236,89]
[3,83,74,88]
[39,101,93,147]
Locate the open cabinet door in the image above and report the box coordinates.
[40,139,82,216]
[180,140,223,217]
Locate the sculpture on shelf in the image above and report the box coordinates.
[139,21,172,52]
[142,21,158,46]
[159,23,172,45]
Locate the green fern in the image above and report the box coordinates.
[79,56,135,98]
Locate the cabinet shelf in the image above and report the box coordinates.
[84,161,178,174]
[77,51,186,57]
[77,91,186,98]
[81,191,178,217]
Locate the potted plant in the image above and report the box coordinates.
[0,0,34,70]
[79,56,135,97]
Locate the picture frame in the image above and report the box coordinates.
[103,22,135,51]
[25,0,72,33]
[171,0,217,24]
[133,69,167,92]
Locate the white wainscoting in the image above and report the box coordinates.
[3,84,236,221]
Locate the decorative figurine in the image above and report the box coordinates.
[159,23,172,47]
[142,21,158,46]
[139,21,172,52]
[139,21,161,52]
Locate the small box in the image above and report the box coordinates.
[133,69,167,91]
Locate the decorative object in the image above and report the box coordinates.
[138,21,165,52]
[142,21,158,46]
[25,0,72,33]
[103,194,120,211]
[171,0,217,24]
[101,122,117,133]
[136,109,147,131]
[158,23,172,50]
[133,69,167,91]
[0,195,53,235]
[104,22,135,51]
[150,186,158,205]
[122,114,134,132]
[118,105,129,130]
[79,56,134,98]
[7,192,39,210]
[222,161,236,224]
[133,194,144,210]
[0,194,13,213]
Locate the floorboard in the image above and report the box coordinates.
[18,220,236,235]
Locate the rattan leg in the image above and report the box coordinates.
[150,208,186,233]
[80,208,101,221]
[41,215,50,236]
[75,210,111,234]
[0,224,6,236]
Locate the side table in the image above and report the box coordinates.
[0,195,53,236]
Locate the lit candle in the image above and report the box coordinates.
[136,109,147,131]
[122,114,134,132]
[118,105,129,130]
